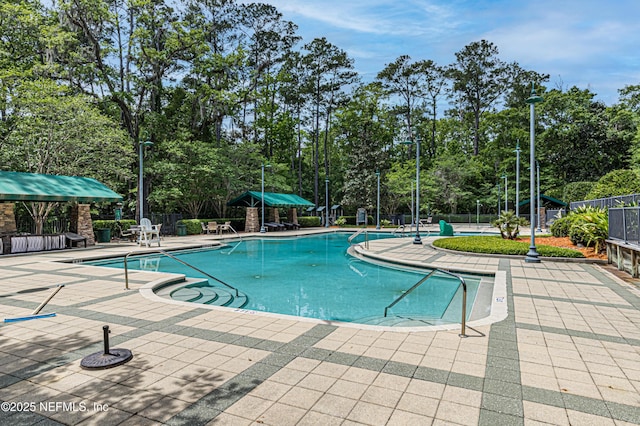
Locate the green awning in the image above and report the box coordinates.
[0,171,123,203]
[228,191,314,208]
[518,194,567,208]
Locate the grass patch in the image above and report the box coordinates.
[432,235,585,258]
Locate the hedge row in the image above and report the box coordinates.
[432,235,585,258]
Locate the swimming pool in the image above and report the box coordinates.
[89,233,484,327]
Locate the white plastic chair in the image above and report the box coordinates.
[138,218,161,247]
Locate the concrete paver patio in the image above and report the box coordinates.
[1,227,639,425]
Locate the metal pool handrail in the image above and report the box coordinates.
[348,229,369,249]
[124,249,239,296]
[384,268,467,337]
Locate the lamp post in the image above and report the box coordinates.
[525,82,543,263]
[501,173,508,212]
[536,160,542,232]
[376,171,381,230]
[476,200,480,228]
[138,140,153,222]
[410,181,414,231]
[260,163,271,233]
[404,136,421,243]
[515,142,521,217]
[401,133,421,243]
[325,178,330,228]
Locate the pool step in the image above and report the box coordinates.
[169,283,248,308]
[355,315,444,327]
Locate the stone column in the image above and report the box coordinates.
[70,204,96,245]
[245,207,260,232]
[269,207,280,223]
[0,202,17,234]
[288,208,298,225]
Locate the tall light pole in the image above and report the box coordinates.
[260,163,271,233]
[138,140,153,222]
[515,142,521,217]
[476,200,480,227]
[525,82,543,263]
[410,181,414,231]
[536,160,542,232]
[405,135,422,244]
[401,132,421,243]
[325,178,330,228]
[501,173,508,212]
[376,171,381,230]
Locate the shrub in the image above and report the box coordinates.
[491,210,528,239]
[566,207,608,252]
[550,216,573,237]
[93,219,137,238]
[178,219,204,235]
[335,217,347,226]
[432,236,584,258]
[298,216,321,227]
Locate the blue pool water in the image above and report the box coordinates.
[89,233,480,325]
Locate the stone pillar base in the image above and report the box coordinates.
[0,202,17,234]
[71,204,96,245]
[245,207,260,232]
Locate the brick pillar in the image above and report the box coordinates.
[70,204,95,245]
[245,207,260,233]
[0,202,17,234]
[288,208,298,225]
[269,207,280,223]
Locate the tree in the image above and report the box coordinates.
[0,79,131,233]
[585,169,640,200]
[302,37,357,208]
[448,40,518,155]
[336,84,390,209]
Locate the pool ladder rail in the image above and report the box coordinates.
[348,229,369,249]
[123,249,240,298]
[384,269,468,338]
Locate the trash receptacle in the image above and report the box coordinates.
[176,224,187,236]
[95,228,111,243]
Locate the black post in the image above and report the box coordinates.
[103,325,111,355]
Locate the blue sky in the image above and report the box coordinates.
[259,0,640,106]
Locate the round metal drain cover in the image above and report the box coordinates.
[80,349,133,370]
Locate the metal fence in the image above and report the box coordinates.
[608,207,640,244]
[571,194,640,210]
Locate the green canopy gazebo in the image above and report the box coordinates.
[0,171,123,246]
[228,191,314,232]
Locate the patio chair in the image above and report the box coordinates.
[208,221,218,234]
[65,232,87,248]
[419,216,433,228]
[139,218,161,247]
[218,221,232,234]
[282,222,300,230]
[201,222,209,234]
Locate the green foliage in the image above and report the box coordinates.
[298,216,321,227]
[491,210,529,239]
[178,219,206,235]
[566,206,608,252]
[550,206,608,252]
[561,182,596,205]
[335,217,347,226]
[334,215,374,225]
[433,236,585,258]
[550,216,573,237]
[92,220,137,238]
[585,169,640,200]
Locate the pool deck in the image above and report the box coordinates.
[1,226,640,425]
